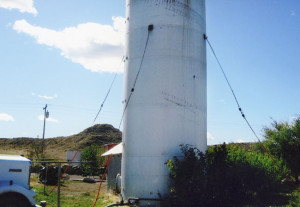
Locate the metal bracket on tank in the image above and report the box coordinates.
[148,24,154,31]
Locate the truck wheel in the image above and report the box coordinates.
[0,193,31,207]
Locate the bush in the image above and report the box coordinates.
[81,144,104,176]
[164,144,290,207]
[260,117,300,184]
[165,145,207,207]
[226,144,289,182]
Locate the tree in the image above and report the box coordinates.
[263,117,300,184]
[27,139,45,159]
[81,144,102,176]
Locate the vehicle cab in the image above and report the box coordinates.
[0,154,37,207]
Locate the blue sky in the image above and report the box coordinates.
[0,0,299,145]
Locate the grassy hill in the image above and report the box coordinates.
[0,124,122,160]
[0,124,256,160]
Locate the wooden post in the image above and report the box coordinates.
[57,163,61,207]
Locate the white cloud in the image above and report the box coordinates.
[0,0,37,15]
[0,113,14,122]
[236,139,245,143]
[32,92,58,99]
[13,17,125,73]
[207,132,215,141]
[38,115,58,123]
[290,116,299,123]
[48,117,58,123]
[38,94,58,100]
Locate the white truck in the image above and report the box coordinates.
[0,154,37,207]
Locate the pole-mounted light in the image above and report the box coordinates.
[42,104,49,155]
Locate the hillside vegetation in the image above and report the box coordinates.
[0,124,122,160]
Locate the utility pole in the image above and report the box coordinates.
[42,104,49,155]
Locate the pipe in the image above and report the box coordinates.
[129,198,163,202]
[105,197,164,207]
[105,204,126,207]
[104,200,130,207]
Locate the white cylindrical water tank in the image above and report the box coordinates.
[122,0,207,205]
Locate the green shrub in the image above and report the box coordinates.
[226,144,289,182]
[81,144,104,176]
[165,145,207,207]
[164,143,291,207]
[260,117,300,184]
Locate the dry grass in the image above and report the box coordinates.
[0,124,122,160]
[0,148,28,156]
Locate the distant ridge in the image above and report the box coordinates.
[0,124,122,159]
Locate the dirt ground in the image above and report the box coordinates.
[66,175,111,194]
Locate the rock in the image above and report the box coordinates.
[83,177,96,183]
